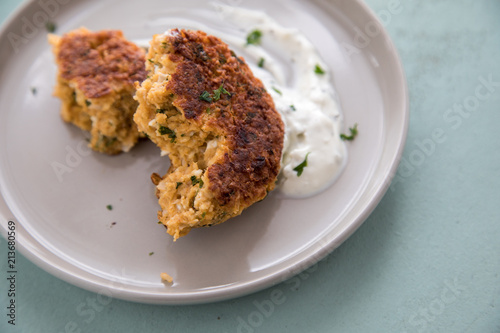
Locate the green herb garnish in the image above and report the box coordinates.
[190,176,204,188]
[105,137,117,147]
[148,59,155,64]
[290,105,296,111]
[272,86,282,95]
[85,100,91,107]
[314,64,326,75]
[340,123,358,141]
[258,58,265,68]
[213,83,231,101]
[246,29,263,45]
[106,205,113,211]
[199,90,213,102]
[46,21,57,33]
[158,126,176,142]
[293,153,310,177]
[156,109,166,114]
[176,182,182,189]
[149,252,154,256]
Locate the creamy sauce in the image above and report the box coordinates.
[214,6,347,198]
[135,6,347,198]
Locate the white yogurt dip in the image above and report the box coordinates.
[214,5,347,198]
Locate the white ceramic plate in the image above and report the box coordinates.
[0,0,408,304]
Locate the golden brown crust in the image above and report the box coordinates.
[56,28,147,99]
[165,29,284,208]
[50,28,147,155]
[134,29,284,239]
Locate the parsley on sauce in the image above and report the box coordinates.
[314,64,326,75]
[293,153,310,177]
[246,29,263,45]
[272,86,282,95]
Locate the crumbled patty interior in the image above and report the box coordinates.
[134,29,284,240]
[49,28,147,154]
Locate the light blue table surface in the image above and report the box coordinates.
[1,0,499,332]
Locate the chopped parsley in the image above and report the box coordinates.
[213,83,231,101]
[340,123,358,141]
[148,59,155,64]
[258,57,265,68]
[200,84,232,103]
[106,205,113,211]
[156,109,166,114]
[199,90,213,102]
[85,100,91,107]
[176,182,182,189]
[104,137,117,147]
[161,42,167,48]
[190,175,204,188]
[206,107,212,114]
[272,86,282,95]
[290,105,296,111]
[45,21,57,33]
[246,29,263,45]
[314,64,326,75]
[293,153,310,177]
[149,252,154,256]
[158,126,176,142]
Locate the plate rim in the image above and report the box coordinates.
[0,0,409,304]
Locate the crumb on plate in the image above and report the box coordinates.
[160,272,173,283]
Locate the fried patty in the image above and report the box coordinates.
[49,28,147,154]
[134,29,284,240]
